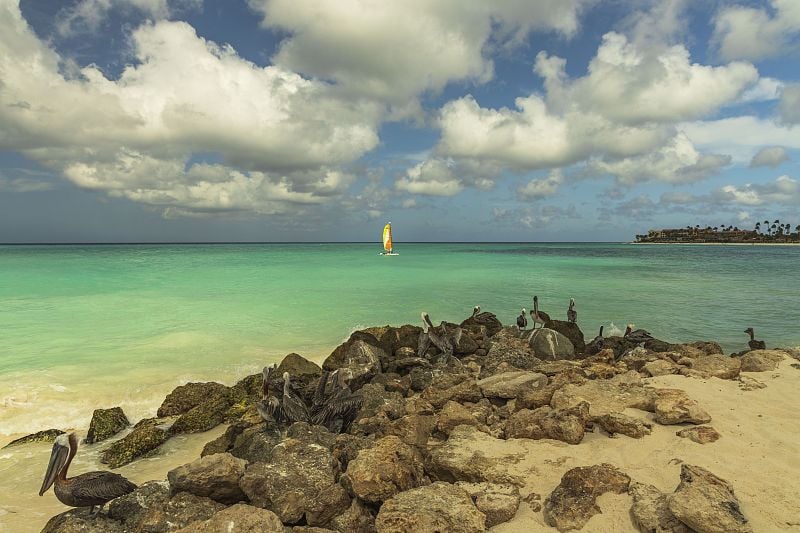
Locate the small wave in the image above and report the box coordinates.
[606,322,624,337]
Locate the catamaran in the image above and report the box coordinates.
[380,222,399,256]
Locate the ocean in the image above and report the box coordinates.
[2,242,799,441]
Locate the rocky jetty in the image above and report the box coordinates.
[36,312,800,532]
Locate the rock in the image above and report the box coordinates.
[230,373,263,404]
[84,407,130,444]
[375,482,486,533]
[740,350,785,372]
[377,324,424,356]
[653,389,712,425]
[461,312,503,337]
[644,339,673,353]
[544,320,586,354]
[2,428,64,448]
[229,423,282,463]
[306,483,351,527]
[691,354,741,380]
[667,464,753,533]
[550,371,656,417]
[240,438,337,524]
[168,452,247,504]
[453,330,480,355]
[329,498,377,533]
[421,375,482,409]
[629,482,691,533]
[287,422,337,450]
[543,463,631,532]
[456,482,520,528]
[738,375,766,391]
[170,393,234,435]
[278,353,323,383]
[158,382,231,417]
[351,384,405,435]
[323,333,384,388]
[436,401,483,435]
[620,346,659,371]
[477,371,547,399]
[482,329,540,373]
[345,435,425,503]
[332,433,375,472]
[385,413,436,450]
[109,481,225,532]
[202,423,246,457]
[101,418,169,468]
[41,509,125,532]
[644,359,680,377]
[527,328,575,360]
[593,413,652,438]
[686,341,724,356]
[505,402,590,444]
[427,425,525,486]
[676,425,721,444]
[175,504,284,532]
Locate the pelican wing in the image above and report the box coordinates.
[417,330,431,357]
[71,471,137,505]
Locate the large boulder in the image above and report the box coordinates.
[385,413,436,450]
[526,328,575,360]
[329,499,377,533]
[691,354,741,379]
[376,324,424,356]
[629,482,691,533]
[345,435,426,503]
[109,480,225,532]
[505,402,590,444]
[436,401,484,436]
[167,452,247,504]
[550,371,656,417]
[482,328,540,374]
[101,418,169,468]
[158,382,231,417]
[739,350,785,372]
[240,438,338,524]
[41,510,125,533]
[653,389,711,425]
[277,353,323,398]
[420,374,482,409]
[323,334,385,389]
[84,407,130,444]
[477,371,547,399]
[375,482,486,533]
[456,482,521,528]
[2,429,64,448]
[543,463,631,532]
[175,504,284,532]
[544,320,586,354]
[592,413,652,439]
[169,393,234,435]
[667,464,753,533]
[229,423,283,464]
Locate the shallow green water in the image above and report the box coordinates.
[1,242,798,436]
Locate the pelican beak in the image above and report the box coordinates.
[39,439,69,496]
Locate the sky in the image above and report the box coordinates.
[0,0,799,242]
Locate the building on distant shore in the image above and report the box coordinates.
[635,225,799,243]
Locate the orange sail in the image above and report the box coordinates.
[382,223,393,252]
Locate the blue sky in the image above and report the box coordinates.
[1,0,798,242]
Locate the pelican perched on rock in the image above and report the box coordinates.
[421,312,454,358]
[281,372,309,424]
[461,306,503,336]
[257,364,284,423]
[624,324,654,345]
[311,370,363,432]
[516,308,528,330]
[530,296,551,329]
[744,328,766,350]
[40,433,136,515]
[567,298,577,324]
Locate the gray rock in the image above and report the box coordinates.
[41,509,125,532]
[229,423,283,464]
[375,482,486,533]
[667,464,752,533]
[84,407,130,444]
[527,328,575,360]
[482,328,540,374]
[167,452,247,504]
[543,319,586,354]
[477,371,547,399]
[324,337,384,389]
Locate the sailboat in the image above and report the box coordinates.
[380,222,399,256]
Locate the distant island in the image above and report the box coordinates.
[636,220,800,244]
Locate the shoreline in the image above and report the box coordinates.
[630,241,800,246]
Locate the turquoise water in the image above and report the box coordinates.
[1,242,799,437]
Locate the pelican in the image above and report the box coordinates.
[257,363,284,423]
[567,298,577,324]
[40,433,136,515]
[744,328,766,350]
[421,312,454,357]
[462,305,503,336]
[585,326,604,354]
[311,370,363,433]
[417,318,431,357]
[516,308,528,330]
[281,372,309,424]
[530,296,551,329]
[624,324,654,345]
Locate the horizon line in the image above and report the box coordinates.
[0,241,628,246]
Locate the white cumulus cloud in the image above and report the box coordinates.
[750,146,790,168]
[712,0,800,61]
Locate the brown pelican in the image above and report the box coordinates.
[530,296,551,329]
[281,372,309,424]
[516,308,528,330]
[311,370,363,432]
[421,312,454,358]
[257,364,284,423]
[567,298,577,323]
[744,328,766,350]
[462,306,503,336]
[624,324,654,345]
[417,318,432,357]
[39,433,136,515]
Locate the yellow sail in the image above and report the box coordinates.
[382,223,393,252]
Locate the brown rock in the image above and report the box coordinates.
[167,452,247,504]
[593,413,652,438]
[505,402,589,444]
[456,482,520,528]
[477,371,547,399]
[375,482,485,533]
[323,333,384,388]
[654,389,711,425]
[100,418,169,468]
[345,436,425,503]
[385,414,435,450]
[41,510,125,532]
[421,376,482,409]
[739,350,785,372]
[676,425,721,444]
[691,354,741,380]
[644,359,680,377]
[629,481,692,533]
[436,401,483,435]
[85,407,130,444]
[175,503,284,532]
[329,498,377,533]
[550,371,656,416]
[667,464,753,533]
[158,382,231,417]
[543,463,631,532]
